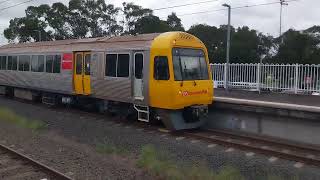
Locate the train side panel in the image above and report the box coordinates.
[0,53,73,94]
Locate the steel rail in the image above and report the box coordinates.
[205,129,320,155]
[0,143,73,180]
[182,130,320,167]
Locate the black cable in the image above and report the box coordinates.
[176,0,300,17]
[153,0,219,11]
[0,0,36,12]
[0,0,11,5]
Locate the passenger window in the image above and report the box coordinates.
[105,54,117,77]
[84,54,90,75]
[46,55,61,73]
[135,53,143,79]
[0,56,6,70]
[53,55,61,73]
[46,55,54,73]
[18,55,30,71]
[154,56,169,80]
[31,55,44,72]
[117,54,129,77]
[7,56,17,70]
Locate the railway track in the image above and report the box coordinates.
[183,129,320,167]
[0,143,73,180]
[4,96,320,168]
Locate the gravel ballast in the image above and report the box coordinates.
[0,96,320,180]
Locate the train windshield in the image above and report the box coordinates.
[172,48,209,81]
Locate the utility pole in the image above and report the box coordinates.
[222,3,231,90]
[279,0,288,43]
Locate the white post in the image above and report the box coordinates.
[257,63,261,93]
[294,64,299,94]
[224,63,227,89]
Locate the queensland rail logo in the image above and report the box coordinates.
[182,90,208,96]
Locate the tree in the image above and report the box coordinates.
[121,2,152,34]
[167,13,184,31]
[4,5,52,42]
[47,2,72,40]
[133,15,170,34]
[273,29,320,64]
[188,24,231,63]
[68,0,120,38]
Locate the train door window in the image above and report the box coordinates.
[31,55,44,72]
[154,56,169,80]
[84,54,90,75]
[18,55,30,71]
[53,55,61,73]
[0,56,6,70]
[135,53,143,79]
[105,54,117,77]
[117,54,129,77]
[7,56,17,70]
[76,54,82,75]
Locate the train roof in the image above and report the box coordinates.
[0,33,161,54]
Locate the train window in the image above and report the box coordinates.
[53,55,61,73]
[154,56,169,80]
[135,53,143,79]
[18,55,30,71]
[31,55,44,72]
[46,55,54,73]
[117,54,129,77]
[76,54,82,75]
[105,54,117,77]
[84,54,90,75]
[0,56,6,70]
[7,56,17,70]
[46,55,61,73]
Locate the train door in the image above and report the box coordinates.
[133,52,144,100]
[73,52,91,95]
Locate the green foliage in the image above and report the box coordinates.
[96,142,129,156]
[137,144,244,180]
[272,29,320,64]
[121,2,153,34]
[0,107,46,132]
[167,13,184,31]
[133,15,171,34]
[215,166,245,180]
[188,24,272,63]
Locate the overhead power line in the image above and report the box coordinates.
[175,0,300,17]
[0,0,11,4]
[0,0,36,12]
[153,0,219,11]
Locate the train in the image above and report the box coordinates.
[0,32,214,130]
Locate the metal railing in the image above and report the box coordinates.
[211,63,320,94]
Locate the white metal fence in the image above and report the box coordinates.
[211,63,320,94]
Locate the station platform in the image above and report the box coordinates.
[209,89,320,145]
[214,88,320,107]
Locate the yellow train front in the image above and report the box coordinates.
[0,31,213,131]
[148,32,214,130]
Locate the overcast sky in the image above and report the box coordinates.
[0,0,317,45]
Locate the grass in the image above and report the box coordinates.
[0,107,46,132]
[137,144,245,180]
[96,142,129,156]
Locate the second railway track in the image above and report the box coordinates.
[183,129,320,167]
[0,143,73,180]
